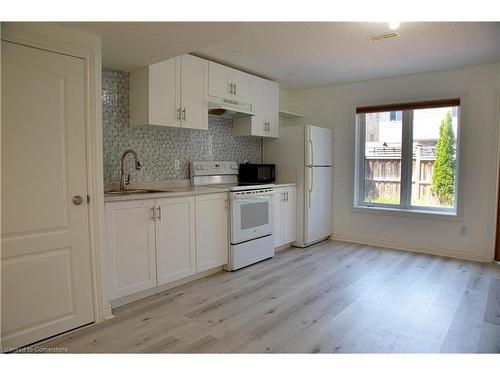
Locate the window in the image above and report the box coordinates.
[389,111,402,121]
[355,98,460,214]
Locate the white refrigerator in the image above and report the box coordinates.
[263,125,332,247]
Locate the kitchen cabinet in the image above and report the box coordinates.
[273,186,297,248]
[155,196,197,285]
[233,76,279,138]
[196,193,229,272]
[208,61,251,104]
[105,199,157,300]
[105,192,229,302]
[130,54,208,130]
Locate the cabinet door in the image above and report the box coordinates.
[208,61,231,99]
[105,200,157,300]
[265,80,280,138]
[180,55,208,130]
[230,68,251,104]
[283,187,297,244]
[196,193,229,272]
[273,188,285,247]
[148,58,181,127]
[250,76,266,136]
[155,196,196,285]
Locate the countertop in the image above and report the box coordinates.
[104,186,230,203]
[273,182,298,188]
[104,182,298,203]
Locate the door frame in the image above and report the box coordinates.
[1,22,112,322]
[495,91,500,262]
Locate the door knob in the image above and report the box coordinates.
[72,195,83,205]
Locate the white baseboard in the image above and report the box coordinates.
[332,232,493,263]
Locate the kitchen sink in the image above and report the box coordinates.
[105,189,174,195]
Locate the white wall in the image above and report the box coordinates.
[288,63,500,262]
[279,88,291,111]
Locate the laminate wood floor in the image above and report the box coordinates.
[38,240,500,353]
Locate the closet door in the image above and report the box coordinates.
[1,41,94,348]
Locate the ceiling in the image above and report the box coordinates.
[64,22,500,90]
[60,22,242,71]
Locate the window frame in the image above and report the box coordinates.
[354,98,462,217]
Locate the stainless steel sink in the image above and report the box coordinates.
[105,189,174,195]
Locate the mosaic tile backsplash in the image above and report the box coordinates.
[102,67,261,185]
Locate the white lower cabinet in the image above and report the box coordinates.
[155,196,196,285]
[105,199,157,300]
[273,186,297,248]
[196,193,229,272]
[105,192,229,302]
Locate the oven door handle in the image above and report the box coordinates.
[233,196,273,202]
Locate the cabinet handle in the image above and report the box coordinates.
[150,207,156,222]
[157,206,162,221]
[234,83,237,95]
[176,108,181,120]
[182,108,186,121]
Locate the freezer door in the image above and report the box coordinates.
[305,125,332,166]
[304,166,332,244]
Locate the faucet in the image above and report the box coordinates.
[120,149,141,190]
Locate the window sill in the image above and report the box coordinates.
[351,204,460,221]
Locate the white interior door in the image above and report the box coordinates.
[180,54,208,130]
[1,41,94,348]
[306,125,333,166]
[305,167,332,245]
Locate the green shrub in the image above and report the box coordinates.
[431,111,455,205]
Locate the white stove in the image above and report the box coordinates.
[191,161,275,271]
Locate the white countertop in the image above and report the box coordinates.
[104,182,298,203]
[273,182,298,188]
[104,186,230,203]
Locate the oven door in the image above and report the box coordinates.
[231,189,274,244]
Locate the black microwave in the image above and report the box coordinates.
[239,164,276,184]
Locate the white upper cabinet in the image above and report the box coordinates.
[180,54,208,130]
[208,61,251,104]
[130,54,208,130]
[233,76,280,138]
[264,79,279,138]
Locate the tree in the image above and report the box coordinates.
[431,111,456,206]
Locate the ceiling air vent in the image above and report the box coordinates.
[368,31,401,42]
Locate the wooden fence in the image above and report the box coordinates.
[364,147,440,205]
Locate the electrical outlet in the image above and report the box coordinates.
[460,225,466,235]
[174,159,180,171]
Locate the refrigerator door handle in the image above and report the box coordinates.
[308,167,313,208]
[308,139,314,167]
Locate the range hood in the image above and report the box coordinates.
[208,96,255,119]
